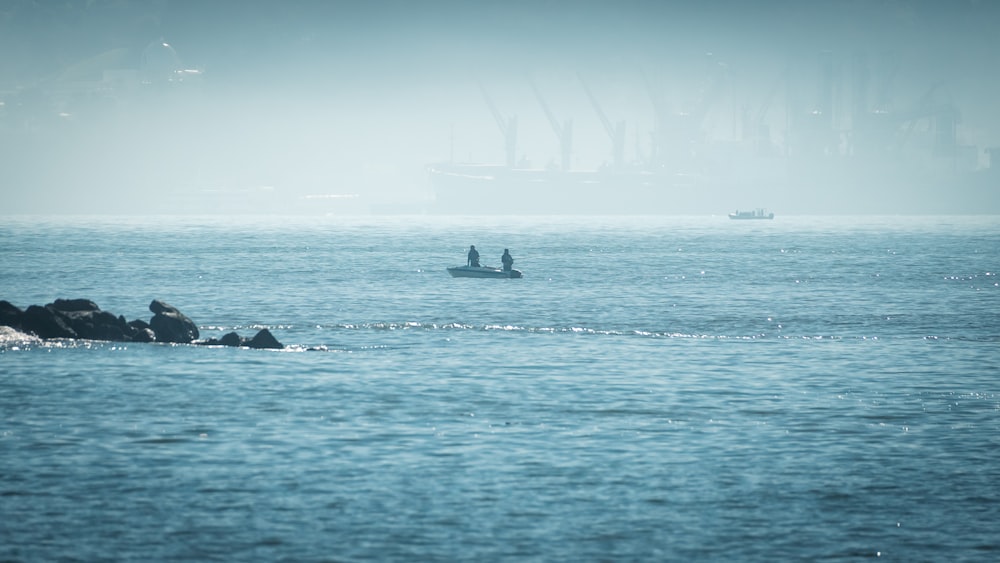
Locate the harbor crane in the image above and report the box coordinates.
[478,81,518,168]
[578,73,626,170]
[529,76,573,171]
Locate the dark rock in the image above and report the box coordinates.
[130,327,156,343]
[21,305,78,339]
[121,317,153,342]
[196,332,248,347]
[149,299,180,316]
[88,310,127,341]
[118,317,150,342]
[49,298,100,312]
[150,313,199,343]
[149,300,199,343]
[219,332,244,347]
[55,309,127,341]
[0,300,23,329]
[196,332,245,347]
[248,328,283,349]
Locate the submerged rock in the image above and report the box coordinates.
[219,331,243,347]
[248,328,283,349]
[195,328,284,349]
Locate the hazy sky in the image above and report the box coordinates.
[1,0,997,214]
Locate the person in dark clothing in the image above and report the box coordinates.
[501,248,514,271]
[467,245,481,267]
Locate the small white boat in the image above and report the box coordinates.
[447,265,523,279]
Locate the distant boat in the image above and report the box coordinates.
[447,265,523,279]
[729,208,774,220]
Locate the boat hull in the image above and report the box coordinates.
[447,266,523,279]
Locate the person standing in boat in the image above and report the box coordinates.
[501,248,514,272]
[467,245,481,267]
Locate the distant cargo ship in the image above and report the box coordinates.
[427,54,1000,216]
[729,208,774,220]
[427,157,999,216]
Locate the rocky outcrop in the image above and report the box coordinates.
[4,299,177,342]
[195,328,284,350]
[21,304,79,339]
[50,298,100,313]
[127,319,156,343]
[148,299,199,343]
[0,298,283,349]
[48,299,130,341]
[0,300,23,328]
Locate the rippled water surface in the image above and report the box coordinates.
[2,215,999,561]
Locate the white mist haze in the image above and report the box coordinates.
[1,0,998,214]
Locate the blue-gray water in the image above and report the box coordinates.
[2,215,998,562]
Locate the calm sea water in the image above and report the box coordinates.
[2,214,999,562]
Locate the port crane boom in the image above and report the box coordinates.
[478,81,518,168]
[579,73,626,170]
[529,76,573,171]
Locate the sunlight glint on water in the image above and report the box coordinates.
[1,215,998,561]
